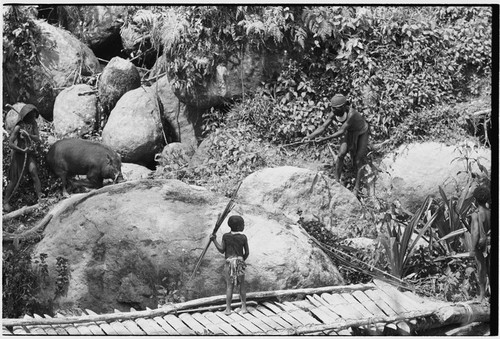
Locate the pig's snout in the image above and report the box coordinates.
[114,172,124,183]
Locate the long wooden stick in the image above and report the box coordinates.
[281,134,337,147]
[189,213,221,280]
[190,182,242,279]
[2,215,52,244]
[2,203,40,222]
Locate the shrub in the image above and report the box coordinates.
[2,250,51,318]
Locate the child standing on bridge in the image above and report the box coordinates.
[211,215,249,315]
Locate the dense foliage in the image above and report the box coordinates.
[2,6,43,104]
[124,5,492,145]
[2,249,50,318]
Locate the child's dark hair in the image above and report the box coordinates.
[473,185,490,206]
[228,215,244,232]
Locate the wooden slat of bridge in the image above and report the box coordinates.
[1,280,469,336]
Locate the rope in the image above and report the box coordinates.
[4,130,32,204]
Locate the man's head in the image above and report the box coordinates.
[330,94,348,119]
[473,185,490,207]
[228,215,245,232]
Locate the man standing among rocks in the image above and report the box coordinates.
[304,94,370,196]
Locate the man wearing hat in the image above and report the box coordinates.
[304,94,369,196]
[3,104,42,212]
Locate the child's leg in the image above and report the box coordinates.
[239,275,248,313]
[475,254,487,301]
[225,265,233,314]
[225,282,234,314]
[28,158,42,201]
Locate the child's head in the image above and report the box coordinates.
[228,215,245,232]
[19,104,39,123]
[473,185,490,207]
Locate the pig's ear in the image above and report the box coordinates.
[106,154,112,164]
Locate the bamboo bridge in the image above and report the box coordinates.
[2,279,490,336]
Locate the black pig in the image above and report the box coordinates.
[47,138,122,196]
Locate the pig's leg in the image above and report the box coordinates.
[55,170,70,197]
[87,170,104,189]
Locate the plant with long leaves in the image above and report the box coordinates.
[380,195,439,279]
[432,181,476,255]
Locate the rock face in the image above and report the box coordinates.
[155,142,195,178]
[375,141,491,212]
[208,48,282,102]
[53,84,97,138]
[101,86,165,167]
[3,20,101,121]
[33,179,342,313]
[61,6,126,52]
[238,166,369,238]
[169,47,283,110]
[121,163,153,181]
[155,76,198,149]
[98,57,141,116]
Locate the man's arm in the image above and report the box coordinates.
[305,113,335,140]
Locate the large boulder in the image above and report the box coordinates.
[238,166,370,238]
[374,141,491,212]
[101,86,165,167]
[155,142,195,178]
[155,47,282,110]
[33,179,342,313]
[121,163,153,181]
[207,47,282,102]
[154,76,198,149]
[98,57,141,116]
[3,20,101,121]
[60,6,126,53]
[53,84,97,138]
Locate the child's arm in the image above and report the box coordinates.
[8,126,28,153]
[24,123,41,143]
[210,234,225,254]
[243,237,249,261]
[470,213,479,248]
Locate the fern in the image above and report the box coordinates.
[133,9,155,28]
[160,10,189,54]
[120,24,142,50]
[245,20,265,36]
